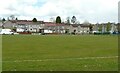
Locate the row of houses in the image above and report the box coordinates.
[0,20,119,34]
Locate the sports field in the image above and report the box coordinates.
[2,35,118,71]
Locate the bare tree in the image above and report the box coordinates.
[66,17,70,24]
[10,15,15,20]
[50,17,55,22]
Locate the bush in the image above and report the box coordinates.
[94,32,102,35]
[71,32,76,35]
[102,32,110,35]
[94,32,110,35]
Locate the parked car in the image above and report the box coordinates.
[0,29,14,35]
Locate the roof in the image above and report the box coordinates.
[10,20,44,25]
[71,24,90,27]
[44,22,65,26]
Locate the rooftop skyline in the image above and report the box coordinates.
[0,0,119,23]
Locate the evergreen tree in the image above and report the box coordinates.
[32,18,37,22]
[2,18,6,22]
[56,16,61,23]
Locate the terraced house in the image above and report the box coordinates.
[0,20,119,34]
[14,20,44,33]
[92,23,118,34]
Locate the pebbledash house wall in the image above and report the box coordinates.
[68,24,90,34]
[1,20,118,34]
[15,23,44,33]
[2,20,44,33]
[44,22,67,34]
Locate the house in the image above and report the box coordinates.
[68,24,90,34]
[44,22,66,34]
[1,20,45,33]
[117,23,120,33]
[44,22,90,34]
[2,20,16,29]
[92,23,118,34]
[0,21,3,28]
[14,20,44,33]
[92,23,99,33]
[110,23,118,33]
[1,19,119,35]
[2,20,67,34]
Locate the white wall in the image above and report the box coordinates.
[16,28,24,32]
[44,30,52,33]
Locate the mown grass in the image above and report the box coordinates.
[2,35,118,71]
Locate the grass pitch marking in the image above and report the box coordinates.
[3,56,118,63]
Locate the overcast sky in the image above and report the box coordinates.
[0,0,119,23]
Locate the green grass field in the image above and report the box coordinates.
[2,35,118,71]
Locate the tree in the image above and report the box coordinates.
[98,24,102,33]
[89,24,93,34]
[10,15,15,20]
[76,21,80,24]
[106,22,111,32]
[66,17,70,24]
[32,18,37,22]
[56,16,61,23]
[15,18,18,20]
[71,16,77,24]
[2,18,6,22]
[50,17,55,22]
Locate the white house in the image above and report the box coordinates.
[68,24,90,34]
[14,20,44,33]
